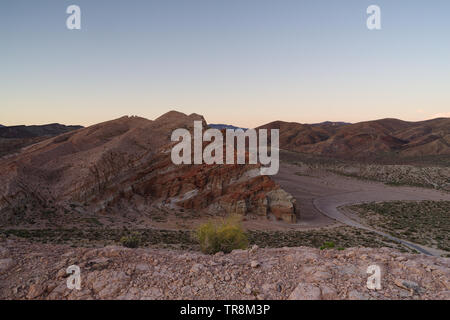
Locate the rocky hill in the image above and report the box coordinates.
[0,111,296,226]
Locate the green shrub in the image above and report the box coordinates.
[120,232,141,248]
[196,215,248,254]
[319,241,335,250]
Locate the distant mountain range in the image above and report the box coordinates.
[209,123,248,131]
[0,123,83,157]
[1,115,449,163]
[0,123,83,139]
[310,121,352,127]
[257,118,450,161]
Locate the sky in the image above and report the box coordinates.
[1,0,449,128]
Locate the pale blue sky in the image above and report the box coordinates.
[1,0,449,127]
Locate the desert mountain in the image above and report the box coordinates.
[311,121,351,126]
[257,121,331,149]
[309,121,351,135]
[209,124,248,131]
[0,123,83,158]
[258,117,450,160]
[394,118,450,157]
[0,111,296,227]
[0,123,83,139]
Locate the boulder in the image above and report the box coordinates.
[288,283,321,300]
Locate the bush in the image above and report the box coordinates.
[319,241,335,250]
[120,232,141,248]
[196,215,248,254]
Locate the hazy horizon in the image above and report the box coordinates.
[1,0,450,128]
[1,110,449,129]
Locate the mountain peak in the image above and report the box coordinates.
[155,110,207,126]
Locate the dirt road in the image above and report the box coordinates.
[273,163,450,256]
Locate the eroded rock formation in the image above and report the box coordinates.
[0,111,297,224]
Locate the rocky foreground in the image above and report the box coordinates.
[0,239,448,300]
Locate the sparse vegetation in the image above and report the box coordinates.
[283,150,450,191]
[0,202,105,229]
[248,226,414,253]
[120,232,142,248]
[319,241,335,250]
[327,164,449,190]
[0,225,416,253]
[349,201,450,251]
[195,215,249,254]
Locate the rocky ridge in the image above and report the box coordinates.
[0,239,448,300]
[0,111,296,225]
